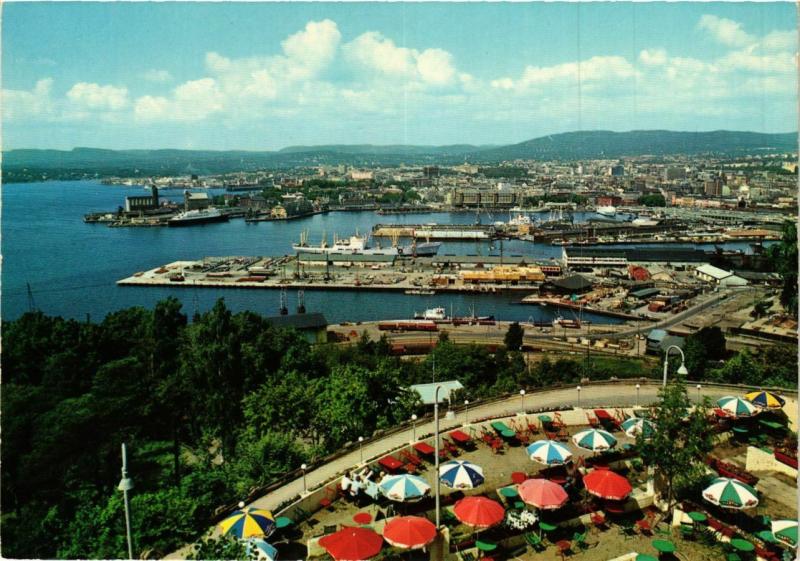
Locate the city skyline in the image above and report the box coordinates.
[2,2,796,150]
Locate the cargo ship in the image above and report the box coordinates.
[293,232,441,256]
[167,208,229,227]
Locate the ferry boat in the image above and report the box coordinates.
[631,217,660,226]
[167,208,229,227]
[414,307,448,320]
[405,289,436,295]
[293,232,441,256]
[596,206,617,217]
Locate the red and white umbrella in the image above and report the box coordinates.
[582,469,632,501]
[453,496,505,529]
[518,478,569,510]
[382,516,437,550]
[319,526,383,560]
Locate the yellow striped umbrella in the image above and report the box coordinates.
[218,507,276,539]
[744,391,785,410]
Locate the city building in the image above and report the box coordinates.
[124,186,159,212]
[694,264,748,287]
[184,191,210,211]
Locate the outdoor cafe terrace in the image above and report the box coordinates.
[227,385,799,561]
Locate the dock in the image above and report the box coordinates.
[519,296,649,321]
[372,223,496,240]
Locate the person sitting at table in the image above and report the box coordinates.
[350,476,362,498]
[340,475,352,494]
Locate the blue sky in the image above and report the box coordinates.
[2,2,796,150]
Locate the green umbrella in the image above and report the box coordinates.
[771,519,798,547]
[636,555,658,561]
[702,477,759,510]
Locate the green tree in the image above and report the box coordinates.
[637,194,666,207]
[767,221,798,315]
[636,381,714,509]
[188,534,256,561]
[504,322,525,351]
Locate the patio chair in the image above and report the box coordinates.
[404,462,418,475]
[636,518,652,535]
[590,512,606,532]
[680,524,694,540]
[524,532,544,552]
[587,414,600,428]
[527,420,540,434]
[619,520,636,540]
[573,531,588,550]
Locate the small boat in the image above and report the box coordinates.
[596,206,617,217]
[552,315,581,329]
[414,307,447,320]
[405,289,436,295]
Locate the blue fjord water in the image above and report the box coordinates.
[0,181,755,324]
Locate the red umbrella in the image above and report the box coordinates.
[383,516,437,550]
[453,496,505,528]
[319,526,383,560]
[518,478,569,510]
[582,469,632,501]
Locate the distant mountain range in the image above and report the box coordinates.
[4,130,796,180]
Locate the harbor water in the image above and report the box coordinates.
[2,181,766,324]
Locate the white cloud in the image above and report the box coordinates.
[698,15,756,48]
[493,55,636,93]
[639,49,667,66]
[761,30,796,51]
[343,31,462,87]
[66,82,129,111]
[2,78,55,121]
[142,69,173,83]
[279,19,341,79]
[134,78,224,122]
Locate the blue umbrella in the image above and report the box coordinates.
[245,538,278,560]
[439,460,485,489]
[527,440,573,465]
[379,474,431,502]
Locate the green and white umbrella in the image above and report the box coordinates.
[717,396,759,418]
[572,428,617,452]
[621,418,656,438]
[771,520,798,548]
[702,477,759,510]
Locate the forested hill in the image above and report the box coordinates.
[473,130,797,161]
[3,130,796,182]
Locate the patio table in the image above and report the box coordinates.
[651,539,676,554]
[759,419,785,430]
[732,426,750,435]
[538,415,553,424]
[755,530,777,544]
[491,421,512,433]
[475,540,497,552]
[688,512,707,523]
[501,429,516,439]
[353,512,372,525]
[636,555,658,561]
[514,501,526,510]
[499,487,518,498]
[450,430,471,444]
[414,442,435,455]
[539,521,558,532]
[379,456,404,473]
[730,538,755,552]
[275,516,293,529]
[511,472,527,485]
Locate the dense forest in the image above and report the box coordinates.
[1,299,796,558]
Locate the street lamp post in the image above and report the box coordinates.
[662,345,688,386]
[301,463,307,493]
[358,436,365,464]
[519,389,526,414]
[118,443,134,560]
[411,414,418,443]
[434,384,446,529]
[635,383,641,406]
[464,400,470,425]
[696,384,702,401]
[576,385,582,407]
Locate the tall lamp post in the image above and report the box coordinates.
[433,384,446,529]
[662,345,688,386]
[464,400,470,425]
[358,436,365,464]
[301,463,308,493]
[118,443,134,560]
[519,389,526,414]
[576,385,582,407]
[635,383,641,406]
[696,384,702,401]
[411,414,418,443]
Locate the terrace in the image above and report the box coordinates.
[257,395,796,561]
